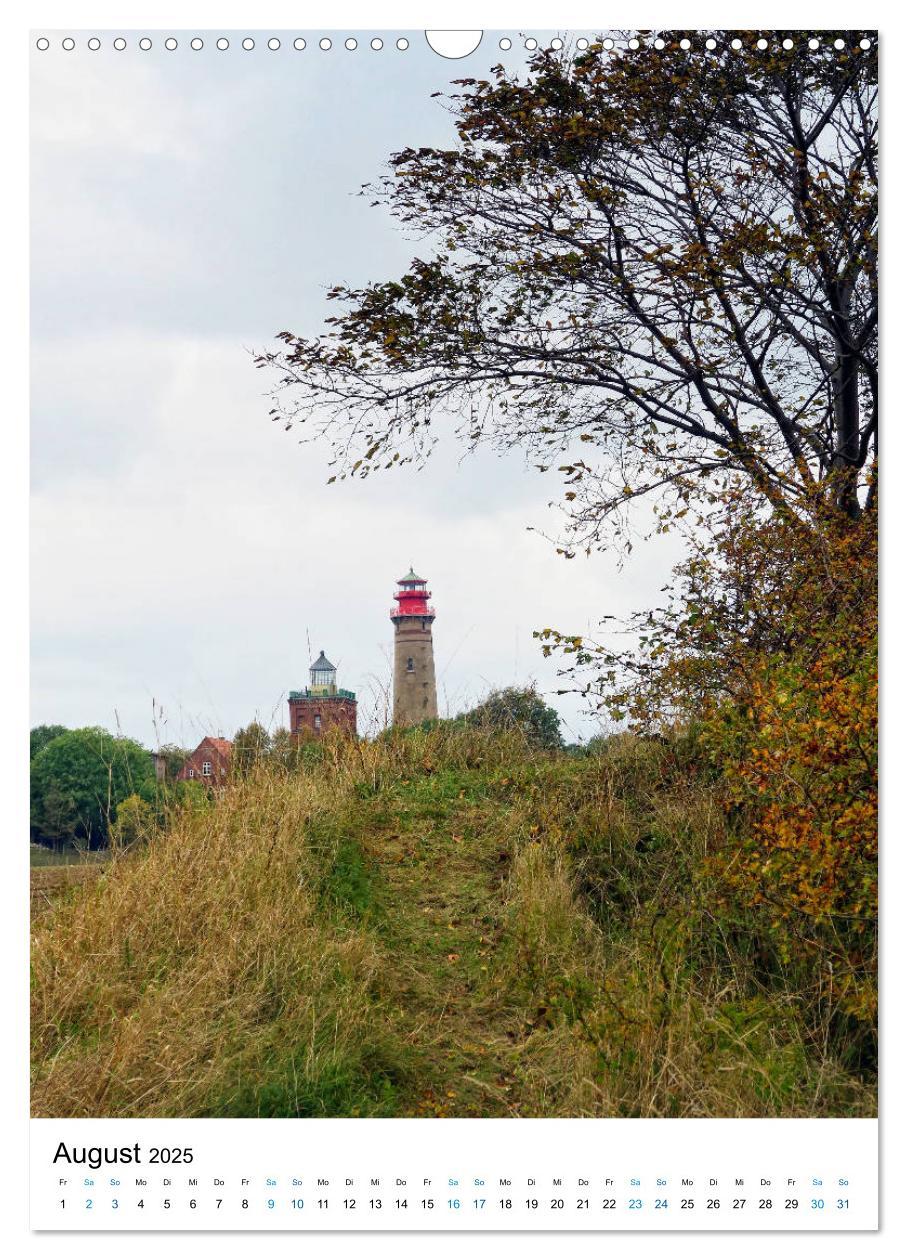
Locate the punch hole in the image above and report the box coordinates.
[397,38,410,51]
[36,37,49,50]
[217,38,229,50]
[268,38,281,50]
[425,31,482,58]
[371,38,383,50]
[294,38,306,50]
[191,38,204,51]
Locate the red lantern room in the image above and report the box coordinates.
[390,567,436,623]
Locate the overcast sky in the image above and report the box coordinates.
[30,31,683,748]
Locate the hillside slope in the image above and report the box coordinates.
[31,726,875,1118]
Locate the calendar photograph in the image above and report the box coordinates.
[30,26,877,1137]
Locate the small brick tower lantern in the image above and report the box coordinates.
[289,650,357,739]
[391,567,438,726]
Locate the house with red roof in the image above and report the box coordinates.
[176,736,232,788]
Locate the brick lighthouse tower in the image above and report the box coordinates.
[288,650,357,739]
[391,568,438,727]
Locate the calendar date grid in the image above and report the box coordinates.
[52,1171,857,1221]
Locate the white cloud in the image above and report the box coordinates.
[31,332,683,742]
[31,56,201,158]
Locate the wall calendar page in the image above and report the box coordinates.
[31,1118,877,1230]
[22,3,882,1250]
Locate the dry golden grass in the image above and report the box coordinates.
[31,761,391,1117]
[30,861,107,922]
[31,724,876,1119]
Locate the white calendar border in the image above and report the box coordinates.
[30,1115,878,1233]
[5,1,902,1255]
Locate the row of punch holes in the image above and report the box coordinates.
[34,34,876,54]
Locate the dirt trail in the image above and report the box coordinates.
[368,793,524,1117]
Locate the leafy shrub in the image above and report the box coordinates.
[462,686,563,749]
[110,794,155,849]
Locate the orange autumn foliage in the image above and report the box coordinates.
[544,480,877,1037]
[700,499,877,1024]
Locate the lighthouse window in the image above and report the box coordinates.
[407,657,414,672]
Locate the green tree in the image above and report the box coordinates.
[270,726,303,770]
[462,686,563,749]
[232,722,272,776]
[30,725,68,761]
[36,781,79,849]
[260,32,876,528]
[30,728,155,847]
[156,743,192,782]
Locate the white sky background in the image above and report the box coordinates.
[30,31,685,748]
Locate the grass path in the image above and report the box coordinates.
[360,774,526,1117]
